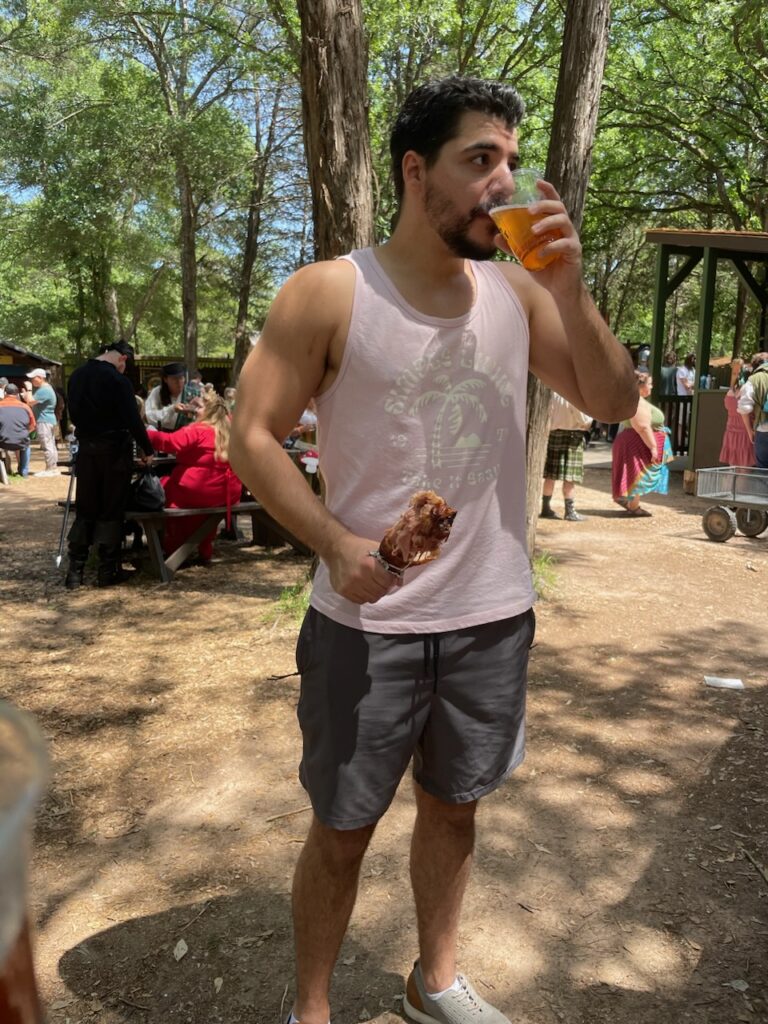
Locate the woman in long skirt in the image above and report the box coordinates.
[612,370,674,517]
[719,359,755,467]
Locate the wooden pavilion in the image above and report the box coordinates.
[646,229,768,469]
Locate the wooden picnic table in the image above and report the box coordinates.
[57,498,312,582]
[129,501,312,582]
[56,442,320,581]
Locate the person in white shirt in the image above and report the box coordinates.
[676,353,696,395]
[144,362,198,431]
[737,352,768,468]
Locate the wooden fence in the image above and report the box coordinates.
[658,395,693,455]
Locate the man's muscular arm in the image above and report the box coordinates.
[229,261,394,605]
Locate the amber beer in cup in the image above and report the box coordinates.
[489,168,562,271]
[0,702,48,1024]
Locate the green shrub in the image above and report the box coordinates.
[532,550,557,598]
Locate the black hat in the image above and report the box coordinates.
[99,339,135,359]
[162,362,187,377]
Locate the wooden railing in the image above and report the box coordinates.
[657,395,693,455]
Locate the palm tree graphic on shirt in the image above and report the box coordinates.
[410,374,488,468]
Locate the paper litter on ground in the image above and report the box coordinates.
[703,676,745,690]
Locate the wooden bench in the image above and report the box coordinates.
[129,502,312,582]
[58,500,312,582]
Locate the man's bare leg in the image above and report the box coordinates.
[410,782,477,992]
[292,815,376,1024]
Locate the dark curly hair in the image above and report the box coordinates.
[390,76,526,205]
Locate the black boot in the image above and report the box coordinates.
[96,520,131,587]
[564,498,585,522]
[540,495,560,519]
[65,517,94,589]
[65,558,86,590]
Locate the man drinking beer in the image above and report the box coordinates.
[231,76,637,1024]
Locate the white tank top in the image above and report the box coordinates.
[311,247,535,633]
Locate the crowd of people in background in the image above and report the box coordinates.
[540,347,768,525]
[36,349,319,587]
[734,351,768,469]
[0,380,36,477]
[540,393,593,521]
[146,389,243,565]
[0,368,61,476]
[59,352,252,587]
[610,370,674,517]
[4,342,767,578]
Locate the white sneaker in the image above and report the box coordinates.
[405,961,512,1023]
[35,469,61,477]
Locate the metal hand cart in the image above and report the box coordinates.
[695,466,768,542]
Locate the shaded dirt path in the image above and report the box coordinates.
[1,464,766,1024]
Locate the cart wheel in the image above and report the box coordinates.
[702,505,737,542]
[735,508,768,537]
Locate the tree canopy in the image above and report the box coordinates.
[0,0,764,365]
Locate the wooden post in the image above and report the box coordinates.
[649,244,669,404]
[688,247,718,469]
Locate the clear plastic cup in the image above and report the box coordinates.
[0,702,48,1024]
[489,168,562,271]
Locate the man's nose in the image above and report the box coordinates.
[492,164,514,188]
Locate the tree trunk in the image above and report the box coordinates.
[732,280,747,359]
[612,239,643,337]
[124,262,167,345]
[91,254,113,347]
[546,0,612,233]
[525,0,612,557]
[297,0,374,260]
[105,286,123,341]
[71,264,87,361]
[232,87,282,383]
[177,163,198,369]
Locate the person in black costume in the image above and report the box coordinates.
[66,340,153,588]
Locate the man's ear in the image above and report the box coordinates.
[402,150,426,194]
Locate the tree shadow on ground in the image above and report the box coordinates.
[28,590,766,1024]
[470,616,768,1024]
[58,892,405,1024]
[49,611,767,1024]
[5,469,766,1024]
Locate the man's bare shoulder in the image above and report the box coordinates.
[491,259,540,315]
[259,260,356,361]
[258,260,356,389]
[275,259,356,317]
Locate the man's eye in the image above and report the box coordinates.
[471,154,487,166]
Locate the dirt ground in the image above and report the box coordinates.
[1,450,767,1024]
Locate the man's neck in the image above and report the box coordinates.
[374,222,477,319]
[380,216,468,284]
[96,353,120,369]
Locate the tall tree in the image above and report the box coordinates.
[231,81,286,380]
[0,44,174,355]
[88,1,256,367]
[296,0,374,259]
[525,0,613,554]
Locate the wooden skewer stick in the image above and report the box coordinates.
[265,804,313,824]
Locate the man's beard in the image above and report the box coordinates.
[424,181,497,261]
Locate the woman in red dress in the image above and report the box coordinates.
[147,392,242,563]
[719,359,755,467]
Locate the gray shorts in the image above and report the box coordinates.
[295,606,535,830]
